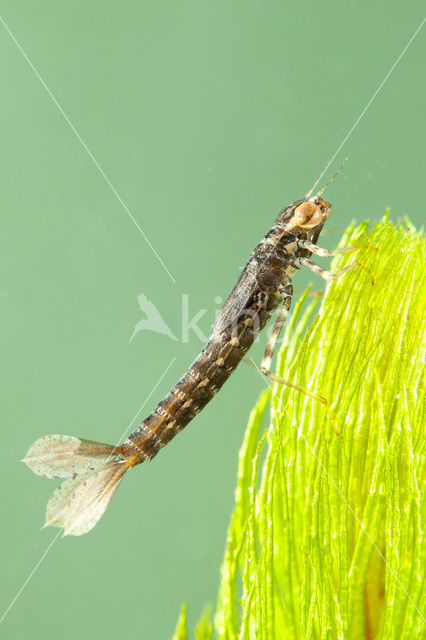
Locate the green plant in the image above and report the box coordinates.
[173,217,426,639]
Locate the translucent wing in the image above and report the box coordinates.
[212,260,259,334]
[24,433,128,535]
[23,435,118,478]
[45,462,127,536]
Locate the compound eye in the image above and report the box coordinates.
[292,201,322,228]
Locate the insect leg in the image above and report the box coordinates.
[260,369,339,435]
[256,296,339,435]
[260,294,292,374]
[296,239,375,258]
[295,257,361,281]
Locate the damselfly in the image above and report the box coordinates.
[24,170,371,535]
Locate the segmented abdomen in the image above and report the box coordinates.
[120,286,285,465]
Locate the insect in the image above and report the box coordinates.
[24,175,370,536]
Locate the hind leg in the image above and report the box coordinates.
[247,296,339,435]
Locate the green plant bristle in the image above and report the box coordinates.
[173,217,426,639]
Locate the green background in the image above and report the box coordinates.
[1,2,425,638]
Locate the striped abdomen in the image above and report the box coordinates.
[23,196,331,536]
[120,277,291,466]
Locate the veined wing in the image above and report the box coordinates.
[212,260,259,334]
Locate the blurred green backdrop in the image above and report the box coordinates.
[1,2,425,638]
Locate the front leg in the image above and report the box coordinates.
[294,257,361,282]
[295,239,371,258]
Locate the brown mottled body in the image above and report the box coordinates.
[120,197,330,466]
[25,193,366,535]
[121,294,279,464]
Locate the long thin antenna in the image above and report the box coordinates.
[311,157,348,199]
[306,17,426,196]
[306,161,328,198]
